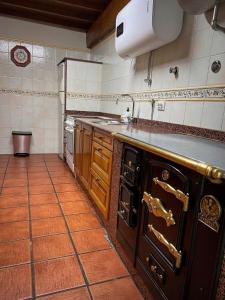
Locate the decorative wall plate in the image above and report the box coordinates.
[11,45,31,67]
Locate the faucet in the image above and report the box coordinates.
[116,94,135,123]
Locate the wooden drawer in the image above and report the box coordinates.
[91,141,112,185]
[93,128,113,151]
[89,168,110,219]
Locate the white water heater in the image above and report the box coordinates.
[115,0,183,58]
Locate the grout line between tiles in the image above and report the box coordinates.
[0,156,10,194]
[26,158,37,300]
[43,158,94,300]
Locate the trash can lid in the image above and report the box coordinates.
[12,131,32,135]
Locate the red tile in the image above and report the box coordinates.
[50,170,72,178]
[52,176,75,185]
[0,207,29,223]
[66,213,101,232]
[90,277,143,300]
[5,173,27,180]
[29,177,52,186]
[0,195,28,208]
[38,287,90,300]
[3,178,27,187]
[28,166,47,173]
[32,217,67,237]
[27,162,46,167]
[0,264,32,300]
[35,256,85,296]
[31,204,61,219]
[47,166,68,172]
[0,167,6,174]
[33,234,74,261]
[6,167,27,174]
[29,184,54,195]
[28,172,50,179]
[0,221,29,242]
[0,239,30,267]
[72,229,111,254]
[61,201,91,215]
[54,184,79,193]
[1,186,27,196]
[30,193,58,206]
[57,191,87,203]
[80,249,129,284]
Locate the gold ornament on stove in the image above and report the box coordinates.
[198,195,221,232]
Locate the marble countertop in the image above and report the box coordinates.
[77,117,225,179]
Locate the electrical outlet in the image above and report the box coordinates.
[157,101,166,111]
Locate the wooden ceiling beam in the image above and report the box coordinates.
[55,0,109,12]
[0,4,90,31]
[86,0,130,48]
[0,0,99,21]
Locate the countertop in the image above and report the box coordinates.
[77,117,225,179]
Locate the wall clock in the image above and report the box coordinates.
[11,45,31,67]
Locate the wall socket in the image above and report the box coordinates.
[157,101,166,111]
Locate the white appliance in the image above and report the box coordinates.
[115,0,183,58]
[57,61,65,160]
[64,115,76,172]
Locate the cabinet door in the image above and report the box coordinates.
[187,178,225,300]
[91,141,112,185]
[80,124,92,190]
[74,122,83,176]
[89,168,110,219]
[137,154,202,300]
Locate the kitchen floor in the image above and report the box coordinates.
[0,154,143,300]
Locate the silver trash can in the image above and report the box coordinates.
[12,131,32,156]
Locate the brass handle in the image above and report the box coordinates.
[142,192,175,227]
[148,224,182,268]
[153,177,189,212]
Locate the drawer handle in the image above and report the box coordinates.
[148,224,182,268]
[153,177,189,212]
[142,192,175,227]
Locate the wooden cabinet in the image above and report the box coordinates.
[90,128,113,219]
[74,122,92,190]
[91,141,112,185]
[80,124,92,190]
[89,168,110,219]
[75,124,113,220]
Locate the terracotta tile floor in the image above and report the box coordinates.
[0,154,143,300]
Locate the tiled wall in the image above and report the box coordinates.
[66,60,102,112]
[0,39,89,154]
[90,13,225,131]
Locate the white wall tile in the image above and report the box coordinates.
[169,102,187,125]
[0,40,8,52]
[201,102,225,130]
[189,57,210,87]
[184,102,203,127]
[189,28,213,59]
[207,53,225,86]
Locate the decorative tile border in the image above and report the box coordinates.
[1,85,225,101]
[67,85,225,102]
[0,88,57,97]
